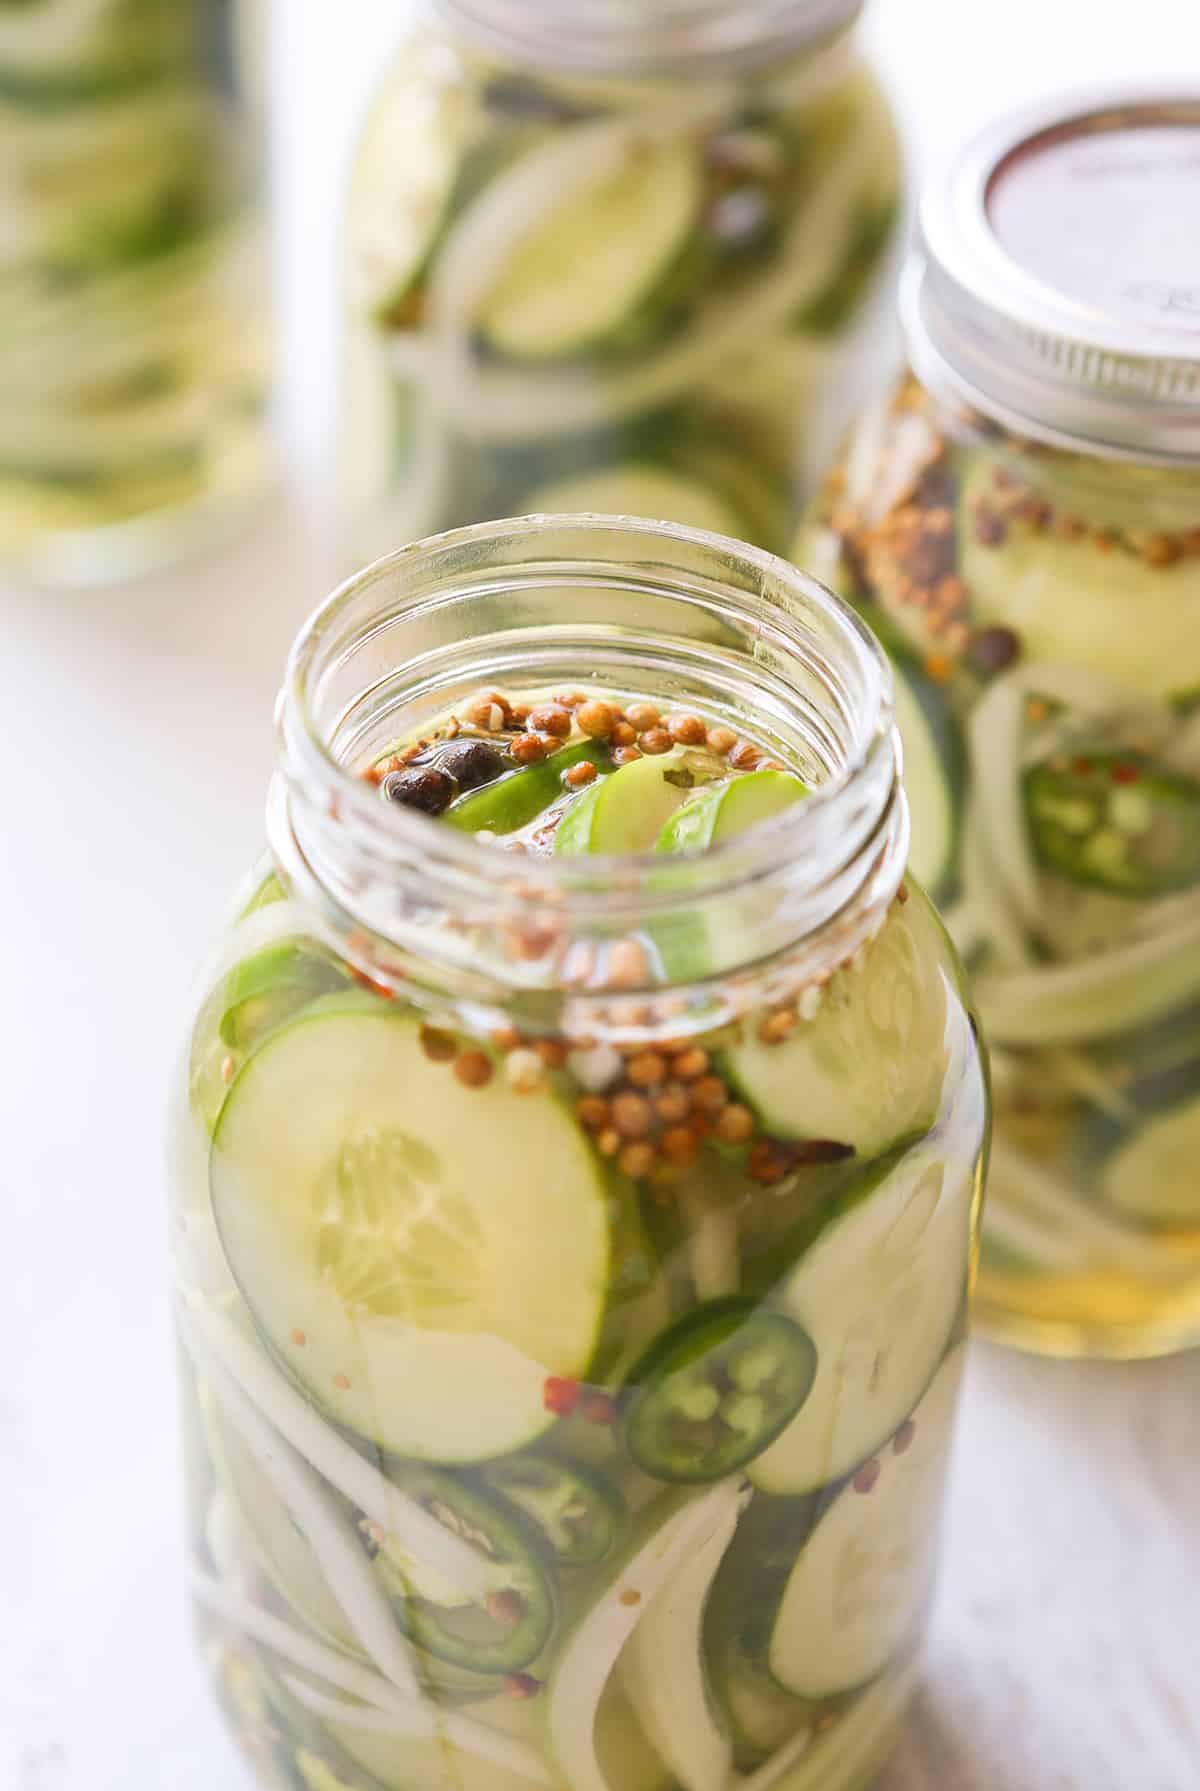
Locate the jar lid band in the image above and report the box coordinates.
[907,89,1200,463]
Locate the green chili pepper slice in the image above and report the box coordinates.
[444,741,611,833]
[481,1454,625,1567]
[366,1463,557,1673]
[217,942,349,1051]
[623,1299,818,1485]
[1024,750,1200,898]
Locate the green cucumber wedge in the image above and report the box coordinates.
[767,1347,966,1698]
[1088,1091,1200,1229]
[210,998,612,1462]
[891,653,964,903]
[721,893,951,1158]
[957,457,1200,700]
[523,461,745,539]
[554,750,701,855]
[447,740,608,833]
[655,770,808,853]
[748,1133,973,1495]
[478,135,703,361]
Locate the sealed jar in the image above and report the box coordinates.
[801,91,1200,1357]
[339,1,903,564]
[0,0,271,585]
[172,516,986,1791]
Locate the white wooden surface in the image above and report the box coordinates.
[6,1,1200,1787]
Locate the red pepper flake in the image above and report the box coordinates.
[1111,763,1142,785]
[618,1588,642,1608]
[543,1376,580,1418]
[924,653,953,685]
[893,1420,916,1456]
[1072,758,1094,777]
[580,1390,617,1427]
[504,1673,541,1701]
[290,1329,307,1348]
[853,1458,881,1494]
[333,1373,351,1391]
[349,966,395,1000]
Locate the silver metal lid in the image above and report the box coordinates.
[436,0,863,77]
[905,90,1200,464]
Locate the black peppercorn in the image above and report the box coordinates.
[436,737,506,790]
[381,766,458,814]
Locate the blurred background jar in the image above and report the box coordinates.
[800,90,1200,1360]
[0,0,272,586]
[338,0,903,565]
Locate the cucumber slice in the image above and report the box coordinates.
[710,1636,813,1766]
[446,740,609,833]
[619,1488,741,1791]
[767,1347,966,1698]
[1091,1093,1200,1229]
[367,1463,557,1673]
[721,894,950,1158]
[623,1300,818,1485]
[554,751,702,856]
[547,1482,747,1791]
[481,1454,625,1568]
[655,771,807,854]
[211,1000,612,1462]
[891,653,964,903]
[478,136,703,361]
[522,462,745,540]
[957,458,1200,700]
[748,1132,972,1495]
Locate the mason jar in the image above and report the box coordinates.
[0,0,271,585]
[172,516,986,1791]
[800,90,1200,1358]
[339,1,903,566]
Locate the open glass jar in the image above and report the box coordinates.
[0,0,271,585]
[339,0,903,564]
[172,517,986,1791]
[801,91,1200,1357]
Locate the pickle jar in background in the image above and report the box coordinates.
[801,91,1200,1358]
[0,0,272,586]
[172,517,986,1791]
[339,1,903,564]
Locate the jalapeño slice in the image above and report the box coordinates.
[217,942,349,1051]
[366,1463,557,1673]
[623,1299,818,1484]
[482,1454,625,1568]
[444,740,611,834]
[1024,750,1200,898]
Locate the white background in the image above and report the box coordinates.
[4,4,1200,1790]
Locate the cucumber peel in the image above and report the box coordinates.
[655,770,807,854]
[554,750,700,855]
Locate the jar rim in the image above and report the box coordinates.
[274,514,904,1005]
[433,0,863,77]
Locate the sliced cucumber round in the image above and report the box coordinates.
[478,135,703,361]
[522,462,745,540]
[211,998,612,1462]
[721,894,950,1158]
[1092,1093,1200,1229]
[767,1347,966,1698]
[958,457,1200,700]
[891,654,964,903]
[554,750,700,856]
[655,770,807,854]
[748,1132,972,1495]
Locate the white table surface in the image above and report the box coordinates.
[6,4,1200,1788]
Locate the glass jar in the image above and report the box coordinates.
[801,91,1200,1358]
[339,0,903,565]
[171,517,986,1791]
[0,0,271,585]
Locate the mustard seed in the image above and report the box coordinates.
[420,1025,459,1062]
[655,1083,691,1124]
[453,1050,493,1088]
[691,1075,729,1115]
[728,740,761,771]
[716,1103,756,1144]
[534,1038,569,1070]
[511,733,547,766]
[613,747,643,766]
[661,1126,699,1167]
[758,1008,797,1045]
[576,1095,610,1131]
[625,703,660,731]
[596,1128,621,1157]
[672,1046,709,1081]
[639,728,672,755]
[528,704,572,738]
[618,1142,656,1179]
[626,1051,667,1088]
[577,700,617,738]
[707,726,737,755]
[612,1091,654,1139]
[607,938,649,988]
[505,1049,546,1094]
[667,713,707,746]
[610,721,637,748]
[564,760,598,788]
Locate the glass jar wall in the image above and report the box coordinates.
[172,518,986,1791]
[0,0,271,585]
[339,0,902,565]
[801,93,1200,1357]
